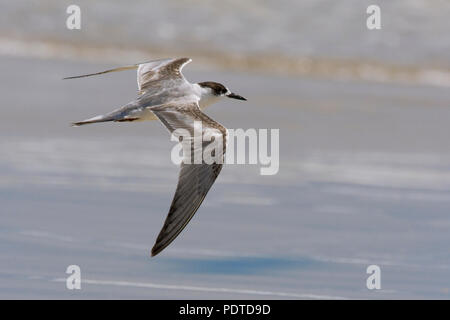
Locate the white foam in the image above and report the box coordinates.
[1,36,449,87]
[52,278,347,299]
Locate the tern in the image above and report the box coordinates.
[64,58,247,257]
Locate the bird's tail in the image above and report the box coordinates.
[72,108,141,126]
[72,115,115,127]
[65,64,143,126]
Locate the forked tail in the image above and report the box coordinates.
[64,64,142,126]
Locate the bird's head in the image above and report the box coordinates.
[197,81,246,107]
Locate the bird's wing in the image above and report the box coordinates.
[150,102,227,257]
[63,57,192,94]
[137,58,192,95]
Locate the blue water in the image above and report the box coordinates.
[0,53,450,299]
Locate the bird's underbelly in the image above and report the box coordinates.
[137,108,158,121]
[137,104,209,122]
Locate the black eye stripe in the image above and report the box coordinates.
[198,81,227,95]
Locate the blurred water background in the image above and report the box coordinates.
[0,0,450,299]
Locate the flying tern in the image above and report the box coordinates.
[64,58,247,256]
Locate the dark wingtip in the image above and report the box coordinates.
[63,75,88,80]
[63,75,86,80]
[150,246,160,257]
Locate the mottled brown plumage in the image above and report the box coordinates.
[150,102,227,256]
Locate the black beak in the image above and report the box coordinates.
[227,93,247,101]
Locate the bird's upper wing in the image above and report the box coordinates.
[137,58,192,95]
[63,57,192,95]
[150,102,227,257]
